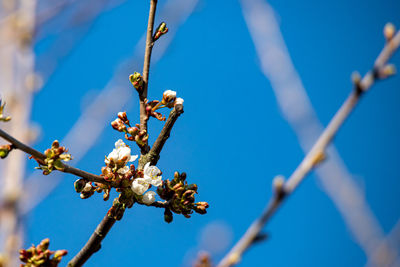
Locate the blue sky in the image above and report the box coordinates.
[24,0,400,266]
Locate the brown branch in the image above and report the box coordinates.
[138,104,184,169]
[0,128,117,187]
[217,29,400,267]
[139,0,158,142]
[67,213,116,267]
[68,1,163,266]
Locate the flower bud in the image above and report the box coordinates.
[74,179,86,193]
[154,22,168,41]
[194,205,207,214]
[142,191,156,205]
[351,71,361,85]
[196,202,209,208]
[174,97,184,106]
[129,72,143,91]
[384,22,396,41]
[54,249,68,260]
[127,127,139,136]
[273,175,285,198]
[111,118,126,132]
[52,140,60,149]
[39,238,50,251]
[381,64,396,78]
[0,144,12,159]
[118,111,128,123]
[186,183,197,192]
[162,90,177,104]
[164,208,173,223]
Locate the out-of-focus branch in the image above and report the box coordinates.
[0,128,116,187]
[217,25,400,267]
[238,0,399,265]
[366,219,400,267]
[0,1,37,265]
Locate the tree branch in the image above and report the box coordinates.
[67,1,163,265]
[139,104,184,169]
[0,128,117,187]
[217,29,400,267]
[67,213,116,267]
[139,0,158,139]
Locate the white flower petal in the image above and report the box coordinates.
[142,191,156,205]
[117,166,130,174]
[144,162,150,171]
[82,183,92,193]
[107,149,118,162]
[115,139,125,149]
[118,146,131,162]
[175,97,184,105]
[150,176,162,187]
[129,155,138,162]
[131,178,149,195]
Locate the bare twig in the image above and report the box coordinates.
[0,128,116,187]
[139,0,158,148]
[139,104,184,169]
[217,29,400,267]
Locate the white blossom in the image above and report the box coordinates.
[105,139,138,165]
[174,97,184,105]
[131,178,150,195]
[143,162,162,187]
[142,191,156,205]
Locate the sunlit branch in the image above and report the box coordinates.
[0,128,116,187]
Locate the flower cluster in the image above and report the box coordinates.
[34,140,72,175]
[19,238,67,267]
[111,112,148,148]
[157,171,209,223]
[74,139,138,200]
[131,162,162,205]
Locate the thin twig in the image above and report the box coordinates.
[139,0,158,150]
[0,128,116,187]
[67,214,116,267]
[217,30,400,267]
[139,104,184,169]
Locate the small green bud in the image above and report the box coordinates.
[154,22,168,41]
[129,72,143,91]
